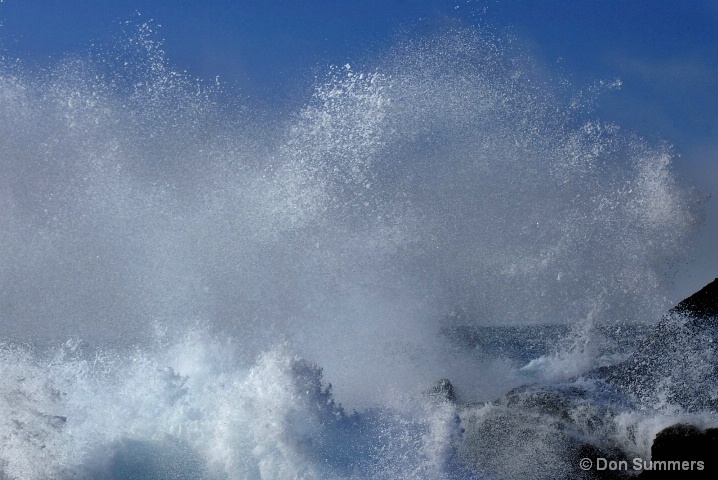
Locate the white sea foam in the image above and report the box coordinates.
[0,331,471,479]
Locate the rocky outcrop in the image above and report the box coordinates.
[426,378,456,403]
[600,278,718,411]
[671,278,718,319]
[636,424,718,478]
[455,278,718,479]
[458,382,633,479]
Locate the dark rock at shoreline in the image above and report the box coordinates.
[458,381,636,479]
[636,424,718,478]
[456,278,718,479]
[575,443,630,480]
[671,278,718,320]
[599,278,718,411]
[426,378,456,403]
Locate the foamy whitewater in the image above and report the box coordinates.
[0,23,711,479]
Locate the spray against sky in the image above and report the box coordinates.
[1,0,715,297]
[0,0,709,358]
[0,3,716,478]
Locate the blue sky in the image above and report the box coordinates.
[1,1,715,149]
[1,0,716,293]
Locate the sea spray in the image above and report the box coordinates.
[1,330,471,479]
[0,21,705,479]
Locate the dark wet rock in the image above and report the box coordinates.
[46,414,67,429]
[575,443,631,480]
[636,424,718,478]
[458,380,636,479]
[501,384,588,422]
[459,400,631,480]
[456,278,718,479]
[459,402,576,479]
[600,278,718,411]
[671,278,718,320]
[499,382,633,425]
[426,378,456,403]
[459,398,625,479]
